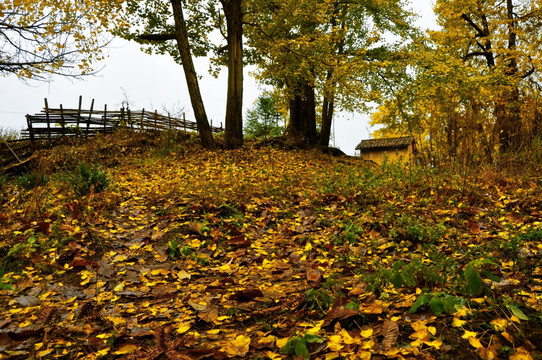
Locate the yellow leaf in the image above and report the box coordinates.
[264,351,282,360]
[353,351,372,360]
[409,329,429,341]
[424,338,443,349]
[178,270,191,280]
[113,283,124,292]
[461,330,477,339]
[410,320,429,331]
[96,348,109,356]
[257,335,276,347]
[360,328,373,338]
[114,344,137,355]
[490,318,508,331]
[276,337,289,349]
[221,335,251,357]
[510,315,521,323]
[327,334,344,351]
[452,318,467,327]
[510,351,533,360]
[468,336,483,349]
[339,329,355,344]
[38,349,54,357]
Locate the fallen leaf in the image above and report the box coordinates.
[381,319,399,350]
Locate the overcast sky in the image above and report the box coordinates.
[0,1,437,155]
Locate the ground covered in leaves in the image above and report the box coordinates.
[1,131,541,360]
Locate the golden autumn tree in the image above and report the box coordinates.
[0,0,124,79]
[245,0,414,147]
[372,0,542,164]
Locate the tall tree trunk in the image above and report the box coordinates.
[287,79,317,146]
[221,0,244,149]
[170,0,215,149]
[496,0,522,153]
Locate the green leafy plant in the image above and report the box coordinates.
[305,288,333,313]
[409,292,466,315]
[17,172,48,190]
[0,175,6,190]
[8,230,40,258]
[65,163,110,196]
[0,266,14,290]
[167,238,193,258]
[280,333,324,359]
[460,258,501,296]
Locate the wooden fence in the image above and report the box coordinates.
[23,96,223,143]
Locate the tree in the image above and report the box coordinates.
[221,0,244,148]
[120,0,246,149]
[0,0,123,79]
[371,0,542,163]
[121,0,216,149]
[245,0,414,147]
[244,93,284,139]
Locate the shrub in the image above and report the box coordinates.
[17,172,48,190]
[66,163,110,196]
[0,127,20,141]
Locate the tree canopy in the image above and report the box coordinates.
[0,0,124,79]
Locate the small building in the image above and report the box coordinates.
[355,136,416,164]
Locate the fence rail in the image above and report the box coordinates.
[23,96,223,142]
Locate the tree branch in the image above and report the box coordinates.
[460,14,486,37]
[139,33,176,41]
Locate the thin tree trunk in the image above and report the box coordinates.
[221,0,244,149]
[496,0,521,152]
[319,71,336,147]
[170,0,215,149]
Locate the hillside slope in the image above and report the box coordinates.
[1,131,541,359]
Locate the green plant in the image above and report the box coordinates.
[305,288,333,312]
[17,172,48,190]
[8,230,40,258]
[409,292,466,315]
[280,333,324,359]
[0,266,14,290]
[167,237,195,258]
[460,258,501,296]
[65,163,110,196]
[0,175,6,190]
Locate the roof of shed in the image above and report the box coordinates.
[355,136,415,151]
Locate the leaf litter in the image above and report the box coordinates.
[0,133,541,359]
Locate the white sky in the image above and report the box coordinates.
[0,1,437,155]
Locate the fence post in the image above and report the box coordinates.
[103,104,108,132]
[140,109,145,131]
[154,110,158,130]
[168,113,172,130]
[77,95,82,129]
[183,112,186,132]
[127,109,133,129]
[59,104,66,138]
[87,98,94,136]
[26,114,35,148]
[120,107,125,127]
[44,98,51,141]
